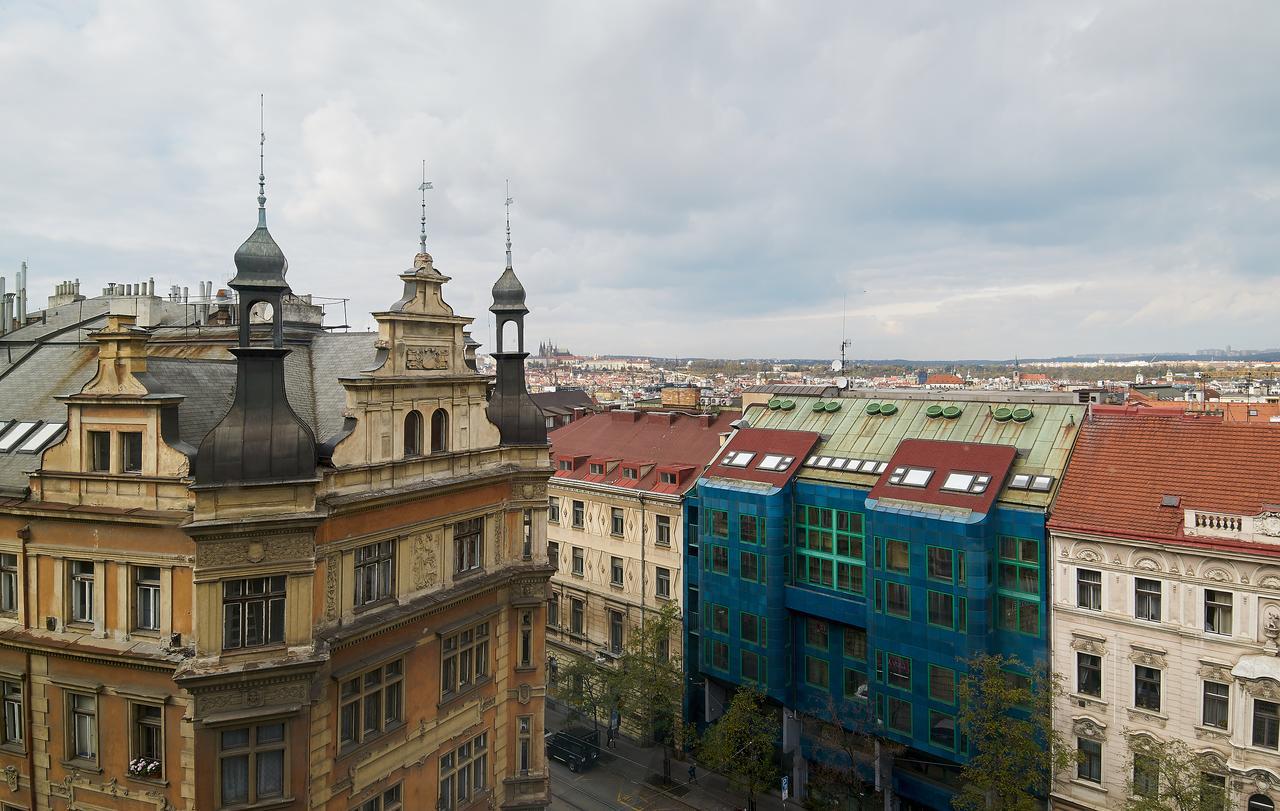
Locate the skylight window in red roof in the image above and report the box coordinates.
[722,451,755,467]
[941,472,992,494]
[757,454,795,472]
[1008,473,1053,492]
[889,466,933,487]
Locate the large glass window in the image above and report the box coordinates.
[739,515,760,544]
[805,618,829,650]
[439,732,487,809]
[996,536,1039,635]
[1077,738,1101,782]
[1135,578,1161,622]
[441,622,490,699]
[926,547,963,583]
[219,722,286,807]
[339,659,404,747]
[887,697,911,735]
[740,612,763,645]
[610,556,624,586]
[1134,753,1159,798]
[355,784,403,811]
[886,655,911,690]
[929,665,955,704]
[121,431,143,473]
[708,510,729,538]
[885,582,909,618]
[1203,682,1229,730]
[929,710,955,750]
[548,497,560,524]
[927,591,954,629]
[67,692,97,764]
[1205,590,1233,635]
[793,505,864,595]
[843,627,867,661]
[740,550,763,583]
[89,430,111,472]
[884,539,909,573]
[453,517,484,574]
[222,575,286,650]
[1076,569,1101,610]
[130,703,164,779]
[805,656,829,690]
[706,544,729,575]
[1077,653,1102,697]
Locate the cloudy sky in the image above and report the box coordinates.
[1,2,1278,360]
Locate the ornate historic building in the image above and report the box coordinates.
[1049,407,1280,811]
[0,165,552,810]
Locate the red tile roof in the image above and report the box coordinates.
[1020,373,1051,383]
[1128,397,1280,425]
[869,438,1016,514]
[1049,406,1280,556]
[707,428,821,488]
[549,410,739,495]
[926,373,965,385]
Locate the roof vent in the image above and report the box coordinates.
[1161,495,1180,508]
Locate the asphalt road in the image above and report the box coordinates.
[547,744,702,811]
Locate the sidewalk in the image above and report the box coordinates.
[546,700,790,811]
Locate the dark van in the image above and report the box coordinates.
[544,727,600,772]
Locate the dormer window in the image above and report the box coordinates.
[121,432,143,473]
[660,472,677,485]
[589,463,604,475]
[558,460,573,471]
[622,467,639,480]
[89,431,111,472]
[940,472,991,494]
[721,451,755,468]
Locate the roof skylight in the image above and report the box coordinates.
[941,471,991,494]
[722,451,755,468]
[889,466,933,487]
[0,422,39,453]
[1029,475,1053,492]
[17,422,64,454]
[1009,473,1031,488]
[1008,472,1053,492]
[757,455,795,472]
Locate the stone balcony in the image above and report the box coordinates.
[1184,508,1280,545]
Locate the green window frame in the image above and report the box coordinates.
[843,627,867,661]
[739,515,760,545]
[705,639,729,672]
[805,618,829,651]
[740,550,764,584]
[927,546,966,583]
[740,612,765,645]
[886,654,911,690]
[928,665,956,704]
[844,667,868,700]
[929,710,955,750]
[887,697,912,734]
[805,655,829,690]
[793,505,865,595]
[885,582,910,618]
[927,590,955,629]
[996,536,1040,636]
[709,604,729,635]
[741,650,763,684]
[884,539,910,573]
[708,510,729,538]
[704,544,729,575]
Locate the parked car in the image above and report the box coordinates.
[544,726,600,772]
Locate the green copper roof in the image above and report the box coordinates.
[745,395,1086,510]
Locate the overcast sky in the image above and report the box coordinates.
[1,2,1278,361]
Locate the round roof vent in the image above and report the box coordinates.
[812,401,827,412]
[1012,407,1034,422]
[942,405,963,419]
[993,407,1013,422]
[926,404,944,418]
[768,398,782,410]
[878,402,898,416]
[780,399,796,411]
[865,402,881,415]
[824,401,841,412]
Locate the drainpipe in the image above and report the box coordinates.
[18,524,34,811]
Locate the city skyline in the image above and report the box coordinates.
[2,2,1278,359]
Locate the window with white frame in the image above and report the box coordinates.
[655,515,671,546]
[1255,699,1280,750]
[355,540,395,606]
[453,517,484,574]
[222,575,286,650]
[1205,590,1233,635]
[0,554,16,614]
[134,566,161,631]
[519,611,533,668]
[518,716,532,773]
[354,784,402,811]
[610,556,624,586]
[1134,577,1161,622]
[656,567,671,599]
[130,702,164,780]
[1,681,21,749]
[548,497,560,523]
[1076,569,1101,611]
[611,508,624,537]
[1203,681,1229,729]
[69,560,95,624]
[1134,665,1161,712]
[67,691,97,764]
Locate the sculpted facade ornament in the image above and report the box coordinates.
[2,765,16,791]
[1070,635,1106,656]
[1072,716,1106,740]
[195,681,308,717]
[1194,725,1230,742]
[1260,512,1280,538]
[1129,647,1168,669]
[412,531,440,590]
[1240,678,1280,701]
[1134,557,1160,571]
[404,346,448,370]
[324,554,339,620]
[1262,575,1280,589]
[1076,548,1101,563]
[199,533,313,568]
[1198,662,1233,683]
[1204,567,1233,583]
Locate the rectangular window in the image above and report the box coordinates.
[1201,773,1227,811]
[740,612,762,645]
[997,595,1039,636]
[1205,590,1233,635]
[709,544,729,575]
[130,703,164,779]
[740,551,761,583]
[844,668,867,700]
[610,556,624,586]
[926,547,953,582]
[440,622,489,699]
[709,510,729,538]
[927,591,954,629]
[121,431,143,473]
[355,784,404,811]
[571,500,584,529]
[547,541,558,573]
[1133,753,1159,798]
[1134,665,1161,712]
[522,510,533,559]
[89,430,111,472]
[885,582,909,618]
[1077,738,1101,782]
[888,697,911,734]
[571,547,584,576]
[518,717,531,774]
[806,618,829,650]
[438,731,489,809]
[589,463,604,475]
[611,508,624,536]
[712,604,729,634]
[794,505,864,595]
[805,656,829,690]
[660,471,677,485]
[547,593,559,628]
[1077,652,1102,697]
[928,665,955,704]
[996,536,1039,635]
[222,575,286,650]
[339,659,403,749]
[655,515,671,546]
[739,515,759,544]
[843,627,867,661]
[0,553,15,614]
[655,567,671,599]
[711,640,729,671]
[68,692,97,763]
[622,467,638,480]
[608,610,623,654]
[1,681,21,749]
[741,651,762,683]
[453,517,484,574]
[548,497,560,523]
[1135,578,1161,622]
[219,722,286,807]
[886,655,911,690]
[134,565,161,631]
[355,540,395,606]
[1077,569,1101,610]
[69,560,94,624]
[1203,681,1229,730]
[884,539,909,573]
[929,710,955,750]
[570,598,584,635]
[1254,699,1280,750]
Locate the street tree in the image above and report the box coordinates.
[954,653,1074,811]
[700,686,780,811]
[612,601,687,782]
[803,694,899,809]
[557,654,618,735]
[1123,735,1231,811]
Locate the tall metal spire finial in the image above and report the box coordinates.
[504,179,514,270]
[418,161,433,255]
[257,94,267,227]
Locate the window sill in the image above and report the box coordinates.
[610,533,624,539]
[221,642,287,658]
[1126,706,1167,726]
[353,596,396,615]
[609,582,624,590]
[438,677,493,711]
[1069,778,1106,793]
[337,721,406,761]
[453,567,487,583]
[126,774,168,787]
[1069,692,1106,709]
[1194,724,1229,738]
[570,571,584,579]
[0,743,25,756]
[60,759,100,774]
[219,797,295,811]
[515,665,537,673]
[571,524,584,531]
[656,594,671,602]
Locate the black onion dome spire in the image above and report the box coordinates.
[229,119,289,291]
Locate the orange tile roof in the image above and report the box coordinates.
[925,373,964,385]
[1050,406,1280,556]
[1129,398,1280,425]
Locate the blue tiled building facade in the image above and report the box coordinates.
[685,396,1083,809]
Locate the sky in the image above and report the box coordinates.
[1,1,1278,361]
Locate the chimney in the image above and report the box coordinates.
[0,276,7,333]
[148,278,154,297]
[16,262,26,324]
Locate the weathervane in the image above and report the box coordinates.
[258,94,267,226]
[419,160,433,254]
[505,179,514,269]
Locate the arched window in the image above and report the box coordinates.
[1250,796,1276,811]
[430,408,449,453]
[404,410,423,456]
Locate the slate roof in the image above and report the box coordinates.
[530,389,596,417]
[746,396,1085,510]
[1049,406,1280,555]
[550,409,739,496]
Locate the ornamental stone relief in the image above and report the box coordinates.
[404,346,448,370]
[1076,548,1102,563]
[1260,512,1280,538]
[199,533,313,568]
[1072,716,1106,740]
[1198,663,1234,683]
[1194,726,1229,742]
[1070,636,1106,655]
[1204,567,1234,583]
[1240,678,1280,701]
[324,553,339,620]
[1129,648,1168,669]
[195,681,308,717]
[412,531,440,590]
[1261,575,1280,589]
[1134,557,1161,571]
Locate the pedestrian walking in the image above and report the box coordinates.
[688,763,697,784]
[606,728,615,749]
